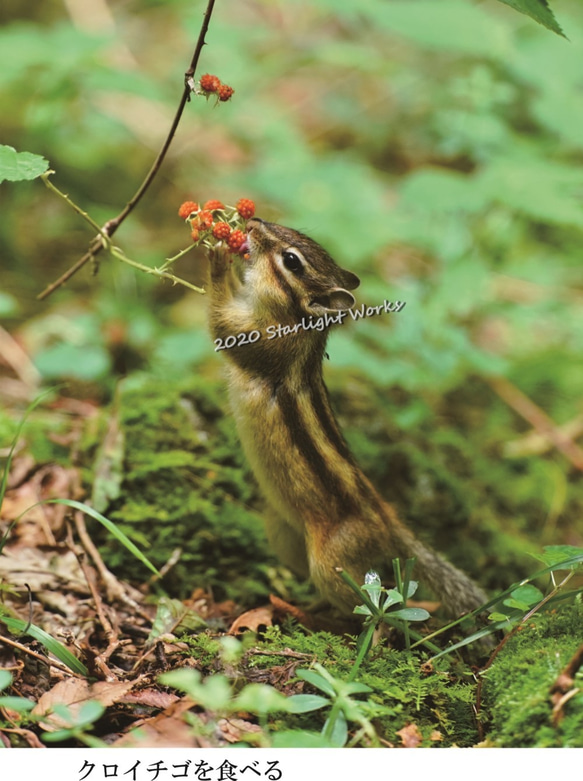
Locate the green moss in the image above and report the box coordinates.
[85,365,582,613]
[246,625,479,746]
[84,372,278,602]
[482,602,583,747]
[180,632,222,670]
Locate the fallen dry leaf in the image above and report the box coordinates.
[33,678,137,731]
[2,464,77,546]
[113,698,198,748]
[218,717,262,743]
[228,605,274,634]
[0,546,89,595]
[396,722,423,748]
[121,689,179,710]
[269,594,314,627]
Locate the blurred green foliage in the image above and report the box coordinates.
[1,0,582,587]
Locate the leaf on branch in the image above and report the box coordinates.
[496,0,565,37]
[0,145,49,184]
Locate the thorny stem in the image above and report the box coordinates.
[41,173,204,294]
[37,0,217,300]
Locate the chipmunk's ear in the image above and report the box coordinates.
[339,269,360,291]
[309,287,356,313]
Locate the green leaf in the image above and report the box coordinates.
[234,684,291,714]
[0,670,12,691]
[353,604,373,617]
[160,670,232,712]
[503,598,531,611]
[286,694,330,713]
[323,709,348,747]
[341,681,373,696]
[361,571,382,607]
[509,584,544,606]
[45,499,159,576]
[148,597,206,644]
[531,545,583,569]
[0,144,49,183]
[388,607,431,622]
[272,730,332,748]
[382,589,404,610]
[489,611,511,622]
[0,695,35,712]
[0,292,19,317]
[76,701,105,727]
[0,610,88,676]
[496,0,565,37]
[296,669,336,697]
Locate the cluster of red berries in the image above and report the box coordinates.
[178,198,255,254]
[198,73,235,102]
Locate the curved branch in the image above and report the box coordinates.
[38,0,217,300]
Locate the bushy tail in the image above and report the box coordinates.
[394,525,487,617]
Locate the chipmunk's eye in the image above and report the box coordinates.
[282,250,303,275]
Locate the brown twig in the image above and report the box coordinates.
[488,375,583,472]
[0,632,79,677]
[37,0,217,300]
[550,641,583,724]
[72,508,152,623]
[504,413,583,459]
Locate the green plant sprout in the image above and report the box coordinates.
[415,548,583,660]
[0,671,105,746]
[160,642,380,748]
[337,560,438,671]
[40,702,107,747]
[0,670,35,715]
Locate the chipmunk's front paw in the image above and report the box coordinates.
[208,245,232,279]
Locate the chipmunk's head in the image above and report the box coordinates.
[243,218,360,322]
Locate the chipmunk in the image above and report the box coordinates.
[207,217,487,618]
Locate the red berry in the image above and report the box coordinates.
[191,227,200,243]
[228,229,247,252]
[217,84,234,102]
[178,201,199,220]
[203,199,225,211]
[197,210,214,229]
[212,222,232,240]
[199,74,221,93]
[236,198,255,220]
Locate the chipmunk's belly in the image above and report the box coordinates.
[227,372,339,534]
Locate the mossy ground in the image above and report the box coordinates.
[2,369,581,747]
[85,367,578,607]
[481,603,583,747]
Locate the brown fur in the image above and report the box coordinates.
[207,219,486,617]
